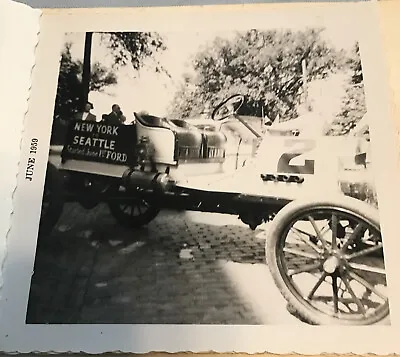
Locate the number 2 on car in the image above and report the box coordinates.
[277,139,315,175]
[261,136,340,193]
[275,137,339,191]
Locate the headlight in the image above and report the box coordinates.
[136,136,152,165]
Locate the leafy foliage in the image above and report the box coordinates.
[340,180,378,208]
[51,43,118,144]
[169,28,346,120]
[56,32,167,121]
[99,32,168,75]
[328,43,367,136]
[53,43,117,122]
[89,62,119,92]
[51,32,167,145]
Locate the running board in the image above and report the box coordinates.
[139,186,291,215]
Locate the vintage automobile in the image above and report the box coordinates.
[42,94,388,326]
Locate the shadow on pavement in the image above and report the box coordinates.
[26,203,295,325]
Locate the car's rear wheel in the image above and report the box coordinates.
[266,195,389,325]
[108,185,160,228]
[38,163,65,236]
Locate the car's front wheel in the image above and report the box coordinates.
[266,195,389,325]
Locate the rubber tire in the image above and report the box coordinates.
[265,194,389,326]
[108,186,160,229]
[38,163,65,236]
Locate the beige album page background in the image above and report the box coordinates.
[379,0,400,168]
[1,0,399,355]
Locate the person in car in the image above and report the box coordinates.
[74,101,96,122]
[103,104,127,125]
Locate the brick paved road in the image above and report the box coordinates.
[26,203,302,325]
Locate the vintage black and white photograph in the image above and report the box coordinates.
[25,25,390,326]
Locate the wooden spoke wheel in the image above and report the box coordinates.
[266,195,389,325]
[108,185,160,229]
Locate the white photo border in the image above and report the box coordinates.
[1,1,400,354]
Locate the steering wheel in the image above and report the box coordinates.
[211,94,245,121]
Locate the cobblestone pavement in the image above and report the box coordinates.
[26,203,302,325]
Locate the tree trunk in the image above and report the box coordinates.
[301,59,309,110]
[81,32,93,109]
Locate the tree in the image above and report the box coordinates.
[53,43,117,123]
[51,43,117,144]
[52,31,167,145]
[327,42,367,135]
[81,31,167,108]
[168,28,345,121]
[81,32,93,108]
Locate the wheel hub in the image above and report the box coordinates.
[323,255,340,274]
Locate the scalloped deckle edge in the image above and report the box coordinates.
[0,1,42,297]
